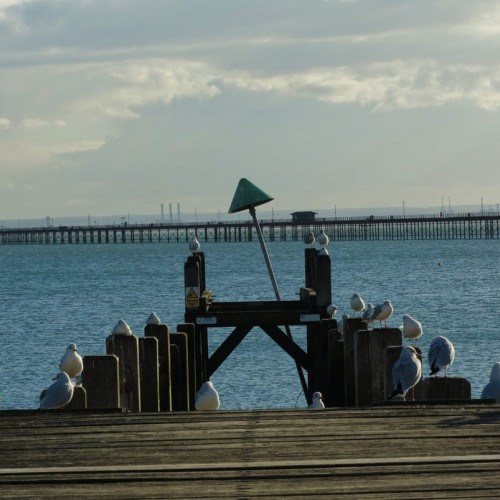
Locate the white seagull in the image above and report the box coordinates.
[304,231,315,246]
[402,314,423,342]
[326,304,338,317]
[59,343,83,379]
[146,311,161,325]
[308,391,325,409]
[39,372,74,410]
[350,293,365,315]
[317,230,329,247]
[428,336,455,376]
[195,381,220,411]
[481,362,500,403]
[372,300,393,327]
[189,236,200,254]
[112,319,133,336]
[388,346,422,401]
[362,303,375,326]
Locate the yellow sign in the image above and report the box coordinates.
[185,287,200,308]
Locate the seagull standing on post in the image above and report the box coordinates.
[189,236,200,254]
[350,293,365,316]
[40,372,74,410]
[59,343,84,380]
[372,300,393,328]
[402,314,423,343]
[388,346,422,401]
[428,336,455,376]
[304,231,315,246]
[317,229,329,248]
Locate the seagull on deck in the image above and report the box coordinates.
[195,381,220,411]
[189,236,200,254]
[388,346,422,401]
[402,314,423,343]
[428,336,455,376]
[39,372,74,410]
[59,343,83,380]
[350,293,365,315]
[481,362,500,403]
[317,230,329,247]
[308,391,325,409]
[304,231,315,246]
[372,300,393,327]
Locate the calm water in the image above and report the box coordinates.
[0,239,498,410]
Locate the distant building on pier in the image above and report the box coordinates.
[290,211,317,224]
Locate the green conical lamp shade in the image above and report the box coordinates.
[228,178,274,214]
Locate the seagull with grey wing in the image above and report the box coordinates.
[428,336,455,376]
[350,293,365,316]
[59,343,83,380]
[39,372,74,410]
[195,381,220,411]
[388,346,422,401]
[308,391,325,409]
[189,236,200,254]
[481,362,500,403]
[372,300,393,328]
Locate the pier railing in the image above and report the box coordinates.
[1,211,499,244]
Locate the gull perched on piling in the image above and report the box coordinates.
[402,314,423,342]
[481,362,500,403]
[308,391,325,409]
[388,346,422,401]
[39,372,74,410]
[326,304,338,317]
[350,293,365,315]
[372,300,393,327]
[304,231,315,246]
[112,319,133,336]
[59,343,83,380]
[317,230,329,248]
[195,381,220,411]
[428,336,455,376]
[189,236,200,254]
[362,303,375,326]
[146,311,161,325]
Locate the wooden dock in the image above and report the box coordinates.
[1,403,500,498]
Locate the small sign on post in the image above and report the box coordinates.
[185,287,200,308]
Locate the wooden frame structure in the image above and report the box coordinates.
[184,249,333,404]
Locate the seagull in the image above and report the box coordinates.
[59,343,83,379]
[308,391,325,409]
[146,311,161,325]
[350,293,365,315]
[318,247,329,256]
[428,336,455,376]
[372,300,393,327]
[195,381,220,411]
[388,346,422,401]
[189,236,200,254]
[112,319,133,336]
[361,303,375,326]
[304,231,315,246]
[481,362,500,403]
[337,314,350,335]
[317,229,329,247]
[326,304,338,317]
[39,372,74,410]
[402,314,423,342]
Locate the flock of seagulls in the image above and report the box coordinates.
[39,343,83,410]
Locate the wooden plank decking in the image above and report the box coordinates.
[1,403,500,498]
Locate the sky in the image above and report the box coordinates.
[1,0,500,221]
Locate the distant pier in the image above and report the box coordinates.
[1,211,499,244]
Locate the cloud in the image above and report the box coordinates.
[0,117,12,129]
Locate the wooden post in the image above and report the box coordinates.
[423,376,471,400]
[169,343,182,411]
[316,319,337,403]
[330,329,345,407]
[370,328,403,403]
[177,323,198,409]
[185,257,201,312]
[106,334,141,412]
[82,355,120,409]
[354,329,372,407]
[343,318,365,406]
[145,324,172,412]
[315,253,331,309]
[138,336,160,412]
[66,386,87,409]
[170,332,190,411]
[384,346,402,400]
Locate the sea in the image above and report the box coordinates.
[0,239,498,410]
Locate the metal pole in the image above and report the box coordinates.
[249,205,309,402]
